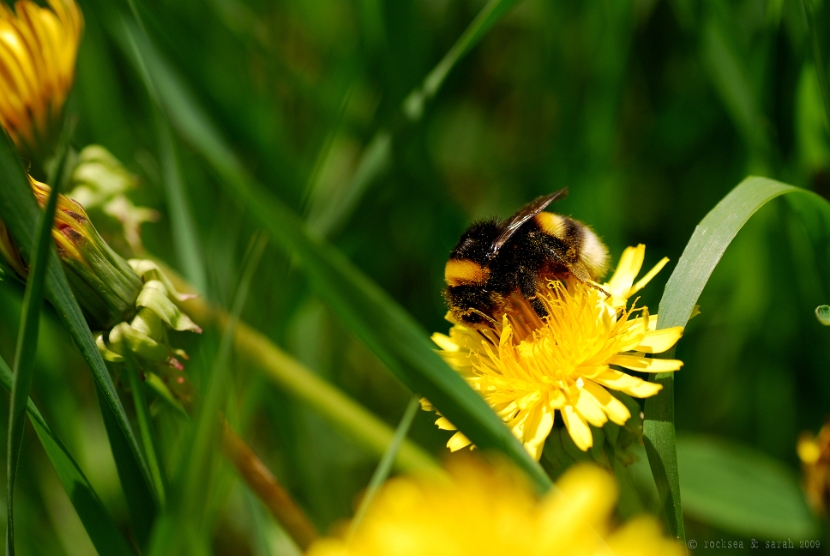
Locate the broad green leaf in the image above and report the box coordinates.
[646,176,830,540]
[6,162,60,555]
[0,126,158,544]
[118,17,551,491]
[677,436,816,539]
[0,355,136,556]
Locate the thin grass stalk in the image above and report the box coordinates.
[150,236,267,554]
[5,179,61,555]
[221,423,319,549]
[310,0,523,237]
[402,0,522,120]
[644,176,830,540]
[124,354,168,506]
[348,396,421,538]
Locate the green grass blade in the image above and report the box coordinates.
[119,19,551,492]
[348,397,420,537]
[646,175,830,540]
[120,4,207,293]
[124,355,168,507]
[149,237,267,555]
[310,0,522,236]
[0,355,137,556]
[0,129,158,542]
[98,392,156,544]
[801,0,830,132]
[5,164,60,556]
[155,121,208,294]
[402,0,522,120]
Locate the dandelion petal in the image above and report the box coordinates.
[609,354,683,373]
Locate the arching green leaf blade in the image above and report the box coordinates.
[5,171,59,554]
[0,354,136,555]
[646,176,830,539]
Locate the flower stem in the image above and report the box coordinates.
[221,422,319,549]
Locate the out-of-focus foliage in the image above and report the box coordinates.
[1,0,830,553]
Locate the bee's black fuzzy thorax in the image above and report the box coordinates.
[442,190,608,327]
[448,219,500,264]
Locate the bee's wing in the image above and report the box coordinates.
[485,188,568,260]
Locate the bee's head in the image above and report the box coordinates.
[443,219,502,326]
[443,285,499,326]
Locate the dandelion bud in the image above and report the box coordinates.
[0,0,82,161]
[0,177,200,406]
[26,178,144,329]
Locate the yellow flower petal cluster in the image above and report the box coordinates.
[797,420,830,514]
[307,459,684,556]
[427,245,683,459]
[0,0,82,156]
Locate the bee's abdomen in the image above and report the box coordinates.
[534,212,609,280]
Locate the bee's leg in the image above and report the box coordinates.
[518,270,548,317]
[571,262,610,297]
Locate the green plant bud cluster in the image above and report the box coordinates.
[68,145,158,255]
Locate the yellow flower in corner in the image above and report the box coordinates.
[307,459,684,556]
[0,0,83,157]
[425,245,683,459]
[797,420,830,514]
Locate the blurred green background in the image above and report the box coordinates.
[2,0,830,554]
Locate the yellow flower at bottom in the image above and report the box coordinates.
[0,0,82,157]
[798,420,830,514]
[426,245,683,459]
[306,459,684,556]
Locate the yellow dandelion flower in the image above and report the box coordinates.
[307,459,684,556]
[798,420,830,514]
[0,0,82,157]
[426,245,683,459]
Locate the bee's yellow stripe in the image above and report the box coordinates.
[534,212,566,239]
[445,259,490,286]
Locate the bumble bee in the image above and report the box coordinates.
[443,188,609,325]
